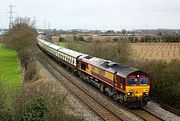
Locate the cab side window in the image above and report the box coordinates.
[81,63,86,71]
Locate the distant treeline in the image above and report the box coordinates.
[128,35,180,43]
[77,34,180,43]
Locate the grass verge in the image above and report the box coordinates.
[56,42,67,47]
[0,44,21,106]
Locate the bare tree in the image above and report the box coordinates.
[3,17,37,81]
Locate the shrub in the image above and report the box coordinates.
[0,109,14,121]
[0,76,14,121]
[12,80,83,121]
[66,40,131,64]
[22,97,48,121]
[133,59,180,109]
[24,61,37,82]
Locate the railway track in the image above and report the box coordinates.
[130,108,164,121]
[151,98,180,116]
[161,105,180,116]
[38,49,165,121]
[38,51,125,121]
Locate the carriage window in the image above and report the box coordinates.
[139,78,148,85]
[128,78,137,86]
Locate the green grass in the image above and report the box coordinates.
[0,44,21,105]
[56,42,67,47]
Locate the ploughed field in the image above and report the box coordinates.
[58,42,180,61]
[130,43,180,61]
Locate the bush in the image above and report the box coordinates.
[22,97,48,121]
[24,61,37,82]
[0,109,14,121]
[0,76,14,121]
[67,40,131,64]
[11,80,83,121]
[134,59,180,109]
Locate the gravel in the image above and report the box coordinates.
[144,100,180,121]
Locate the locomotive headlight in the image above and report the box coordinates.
[127,92,132,96]
[144,92,148,95]
[127,92,131,95]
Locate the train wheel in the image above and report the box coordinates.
[112,94,119,101]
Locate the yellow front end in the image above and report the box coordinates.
[124,85,150,107]
[126,86,150,98]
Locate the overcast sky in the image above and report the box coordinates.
[1,0,180,30]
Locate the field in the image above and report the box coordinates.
[131,43,180,61]
[0,44,21,105]
[58,41,180,61]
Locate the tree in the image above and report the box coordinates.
[122,29,127,35]
[4,18,37,68]
[4,18,37,52]
[3,17,37,81]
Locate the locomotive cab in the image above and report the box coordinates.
[124,71,150,106]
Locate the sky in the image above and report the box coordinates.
[0,0,180,30]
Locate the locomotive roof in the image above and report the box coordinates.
[79,56,139,78]
[116,67,139,78]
